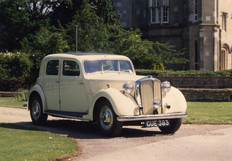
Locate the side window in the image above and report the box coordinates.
[46,60,59,75]
[63,60,80,76]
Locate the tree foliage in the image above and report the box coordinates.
[0,0,51,51]
[65,0,111,52]
[113,29,156,69]
[0,0,188,90]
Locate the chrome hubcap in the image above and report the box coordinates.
[31,100,40,120]
[103,110,111,125]
[99,106,113,131]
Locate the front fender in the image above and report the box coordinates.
[89,88,138,119]
[29,84,46,112]
[162,86,187,114]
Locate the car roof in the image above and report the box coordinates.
[62,52,115,56]
[43,52,130,61]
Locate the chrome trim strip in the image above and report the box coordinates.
[117,113,187,122]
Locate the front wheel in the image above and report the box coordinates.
[159,118,182,134]
[29,95,48,125]
[96,100,123,136]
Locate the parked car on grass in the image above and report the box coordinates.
[28,53,187,136]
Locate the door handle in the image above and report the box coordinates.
[79,82,84,85]
[55,80,60,83]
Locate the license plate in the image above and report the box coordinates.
[144,120,170,127]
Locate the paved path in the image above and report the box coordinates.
[1,107,232,161]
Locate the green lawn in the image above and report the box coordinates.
[0,97,25,108]
[0,124,78,161]
[183,102,232,124]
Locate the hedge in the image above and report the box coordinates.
[136,69,232,77]
[0,52,32,91]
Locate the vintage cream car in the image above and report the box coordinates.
[29,53,187,136]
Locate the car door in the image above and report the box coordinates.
[60,59,89,113]
[43,59,60,111]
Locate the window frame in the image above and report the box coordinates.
[222,12,227,32]
[150,0,169,24]
[194,0,198,21]
[62,60,80,77]
[46,60,59,76]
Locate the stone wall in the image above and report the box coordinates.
[179,88,232,102]
[157,75,232,88]
[156,75,232,101]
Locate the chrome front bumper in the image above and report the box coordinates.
[117,113,187,122]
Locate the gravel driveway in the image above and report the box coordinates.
[1,107,232,161]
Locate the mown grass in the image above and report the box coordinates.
[0,124,78,161]
[0,97,25,108]
[183,102,232,124]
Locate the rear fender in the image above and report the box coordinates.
[28,84,46,112]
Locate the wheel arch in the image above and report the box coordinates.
[28,84,46,112]
[93,97,109,122]
[162,86,187,113]
[89,88,138,121]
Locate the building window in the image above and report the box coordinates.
[221,48,229,70]
[222,12,227,31]
[194,0,198,21]
[150,0,169,24]
[221,49,226,70]
[194,40,199,70]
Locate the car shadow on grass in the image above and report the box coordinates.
[14,119,164,139]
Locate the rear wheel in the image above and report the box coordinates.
[96,100,122,136]
[159,118,182,134]
[29,95,48,125]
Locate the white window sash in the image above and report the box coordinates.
[150,0,169,24]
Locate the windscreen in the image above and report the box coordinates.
[84,60,133,74]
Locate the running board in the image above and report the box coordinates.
[45,110,88,119]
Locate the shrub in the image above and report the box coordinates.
[0,52,32,91]
[136,69,232,76]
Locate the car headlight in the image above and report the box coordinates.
[123,82,134,95]
[162,81,171,93]
[153,99,161,109]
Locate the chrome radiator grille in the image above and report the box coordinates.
[139,79,161,114]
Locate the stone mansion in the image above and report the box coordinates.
[113,0,232,71]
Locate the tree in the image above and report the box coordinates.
[49,0,80,28]
[113,29,156,69]
[153,41,188,69]
[0,0,51,52]
[21,27,69,55]
[65,0,112,52]
[113,29,188,70]
[0,0,188,71]
[0,0,30,51]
